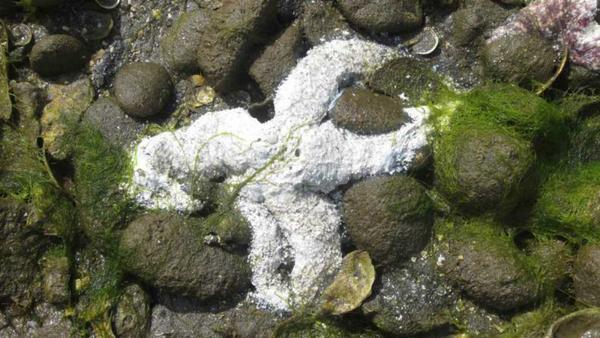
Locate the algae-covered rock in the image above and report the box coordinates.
[367,57,441,105]
[321,250,375,315]
[30,34,88,77]
[337,0,423,33]
[533,161,600,243]
[482,32,556,87]
[113,284,151,338]
[301,1,352,46]
[434,218,565,311]
[119,212,251,301]
[362,253,457,336]
[273,315,383,338]
[10,81,42,143]
[161,11,211,73]
[41,78,94,160]
[573,244,600,307]
[196,0,278,93]
[249,21,305,97]
[570,115,600,164]
[41,249,70,304]
[343,175,434,266]
[0,23,10,121]
[546,308,600,338]
[113,62,173,118]
[330,88,408,135]
[434,127,534,215]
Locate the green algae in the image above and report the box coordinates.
[499,301,570,338]
[0,22,10,121]
[273,313,383,338]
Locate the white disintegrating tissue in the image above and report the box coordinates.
[130,38,430,311]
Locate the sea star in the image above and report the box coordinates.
[130,38,430,310]
[489,0,600,70]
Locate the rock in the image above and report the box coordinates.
[113,284,151,338]
[533,162,600,243]
[41,250,70,304]
[277,0,304,22]
[321,250,375,315]
[83,97,145,149]
[451,0,512,46]
[119,212,251,301]
[150,301,281,338]
[0,199,48,311]
[362,253,457,336]
[546,308,600,338]
[113,62,173,118]
[196,0,278,93]
[343,175,434,266]
[570,114,600,164]
[301,1,353,46]
[0,302,74,338]
[336,0,423,33]
[434,128,534,215]
[30,34,88,77]
[161,11,211,73]
[273,315,384,338]
[434,218,560,311]
[330,88,409,135]
[573,244,600,307]
[41,79,94,160]
[567,64,600,91]
[10,81,42,143]
[0,23,9,121]
[367,57,440,105]
[450,298,506,337]
[249,21,305,97]
[481,31,556,88]
[24,0,64,8]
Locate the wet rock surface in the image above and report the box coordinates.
[41,251,70,304]
[337,0,423,33]
[83,96,145,149]
[573,244,600,307]
[30,34,88,77]
[113,284,151,338]
[161,10,211,73]
[301,1,353,46]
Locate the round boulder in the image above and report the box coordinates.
[113,62,173,118]
[573,244,600,307]
[30,34,88,76]
[343,175,434,266]
[336,0,423,33]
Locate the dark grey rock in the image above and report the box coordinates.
[574,244,600,307]
[330,88,409,135]
[343,175,434,266]
[362,253,457,336]
[249,21,305,97]
[196,0,279,93]
[337,0,423,33]
[451,0,512,47]
[302,1,353,46]
[119,212,251,301]
[277,0,304,22]
[0,303,74,338]
[30,34,88,76]
[113,284,151,338]
[113,62,173,118]
[83,97,145,149]
[161,11,211,73]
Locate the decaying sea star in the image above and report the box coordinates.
[489,0,600,70]
[130,38,429,310]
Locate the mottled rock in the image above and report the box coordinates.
[451,0,512,46]
[113,62,173,118]
[362,253,457,336]
[161,10,211,72]
[450,298,506,337]
[113,284,151,338]
[301,1,352,46]
[435,128,534,215]
[367,57,440,105]
[83,97,145,149]
[482,31,556,87]
[119,212,251,301]
[249,21,305,96]
[343,175,433,266]
[0,303,74,338]
[570,114,600,164]
[337,0,423,33]
[10,81,42,142]
[330,88,408,135]
[273,315,383,338]
[196,0,278,92]
[41,251,70,304]
[573,244,600,307]
[41,79,94,159]
[30,34,88,76]
[547,308,600,338]
[0,23,10,121]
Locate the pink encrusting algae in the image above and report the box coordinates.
[489,0,600,70]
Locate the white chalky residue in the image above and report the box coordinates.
[131,39,430,311]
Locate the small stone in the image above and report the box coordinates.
[337,0,423,34]
[30,34,88,77]
[330,88,409,135]
[573,244,600,307]
[113,62,173,118]
[41,251,70,304]
[343,175,434,266]
[193,86,216,107]
[411,28,439,55]
[190,74,206,87]
[113,284,151,338]
[321,250,375,315]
